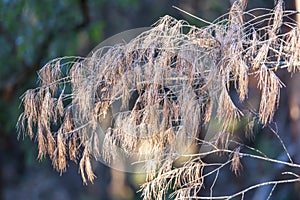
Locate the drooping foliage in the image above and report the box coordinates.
[18,0,300,198]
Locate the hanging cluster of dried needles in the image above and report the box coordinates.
[18,0,300,198]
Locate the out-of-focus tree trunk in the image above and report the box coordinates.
[286,0,300,197]
[288,0,300,162]
[296,0,300,22]
[109,168,135,200]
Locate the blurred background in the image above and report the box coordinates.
[1,0,300,199]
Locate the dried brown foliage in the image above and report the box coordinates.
[18,0,300,198]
